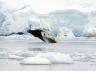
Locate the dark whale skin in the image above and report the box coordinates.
[27,29,45,41]
[27,29,58,43]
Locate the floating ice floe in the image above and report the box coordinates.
[8,54,24,60]
[20,56,51,65]
[71,52,96,62]
[71,52,87,61]
[8,50,36,60]
[37,52,74,64]
[0,48,74,64]
[10,50,36,57]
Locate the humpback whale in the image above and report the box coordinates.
[27,29,59,43]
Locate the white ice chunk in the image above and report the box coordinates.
[8,54,24,60]
[20,56,51,65]
[38,52,74,64]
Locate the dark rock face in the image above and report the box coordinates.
[27,29,59,43]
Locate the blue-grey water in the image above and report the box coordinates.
[0,39,96,71]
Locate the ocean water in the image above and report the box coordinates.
[0,39,96,71]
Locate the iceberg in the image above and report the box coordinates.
[20,56,51,65]
[38,52,74,64]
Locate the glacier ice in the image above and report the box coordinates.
[1,1,96,38]
[57,27,75,39]
[4,34,34,39]
[48,10,88,37]
[82,11,96,37]
[0,3,89,37]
